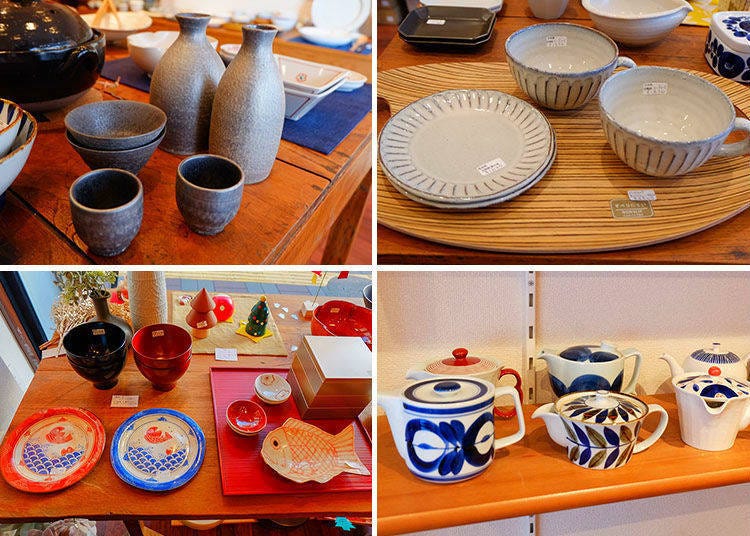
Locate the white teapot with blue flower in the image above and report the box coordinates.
[660,343,749,380]
[378,377,525,482]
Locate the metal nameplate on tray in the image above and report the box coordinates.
[610,199,654,219]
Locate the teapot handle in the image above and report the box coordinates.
[633,404,669,454]
[495,368,523,419]
[493,386,526,451]
[620,348,642,394]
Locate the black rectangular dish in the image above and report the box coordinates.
[398,6,496,43]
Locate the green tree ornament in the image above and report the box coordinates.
[245,295,269,337]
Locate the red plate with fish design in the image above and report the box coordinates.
[209,367,372,495]
[0,407,105,493]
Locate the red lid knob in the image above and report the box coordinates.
[709,366,721,376]
[452,348,469,361]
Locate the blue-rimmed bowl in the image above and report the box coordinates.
[0,99,23,157]
[0,108,37,199]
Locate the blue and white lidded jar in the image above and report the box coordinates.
[705,12,750,83]
[378,377,525,483]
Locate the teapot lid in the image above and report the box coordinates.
[555,390,648,424]
[0,0,94,53]
[675,373,750,399]
[403,377,494,410]
[691,343,741,364]
[559,342,620,363]
[425,348,499,376]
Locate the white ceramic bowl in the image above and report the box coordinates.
[298,26,360,47]
[599,66,750,177]
[581,0,692,46]
[272,12,298,32]
[82,12,153,44]
[0,109,37,198]
[506,23,636,110]
[254,373,292,405]
[128,31,219,75]
[0,99,23,158]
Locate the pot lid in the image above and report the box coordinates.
[691,342,741,364]
[310,0,370,33]
[0,0,93,53]
[555,390,648,424]
[425,348,499,376]
[675,373,750,399]
[559,342,619,362]
[710,12,750,56]
[403,377,493,408]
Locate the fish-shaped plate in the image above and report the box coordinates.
[110,408,205,491]
[0,407,105,493]
[261,418,371,484]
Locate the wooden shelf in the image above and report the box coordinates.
[377,394,750,535]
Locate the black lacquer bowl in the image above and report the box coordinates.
[0,0,106,111]
[62,321,128,390]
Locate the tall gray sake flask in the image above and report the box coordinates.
[150,13,225,155]
[209,24,285,184]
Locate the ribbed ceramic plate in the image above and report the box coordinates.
[379,89,555,204]
[110,408,205,492]
[0,407,105,493]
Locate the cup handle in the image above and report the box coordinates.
[619,348,642,394]
[493,385,526,451]
[615,56,636,70]
[633,404,669,454]
[716,118,750,158]
[495,368,523,419]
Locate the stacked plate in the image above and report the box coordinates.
[420,0,504,12]
[398,6,496,48]
[379,89,557,209]
[298,0,371,47]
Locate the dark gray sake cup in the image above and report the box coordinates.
[176,154,244,235]
[66,128,165,175]
[65,100,167,150]
[69,168,144,256]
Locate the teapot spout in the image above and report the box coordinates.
[377,393,409,461]
[531,403,568,447]
[660,353,684,378]
[537,351,559,367]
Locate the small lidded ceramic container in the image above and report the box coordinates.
[378,377,525,483]
[705,12,750,83]
[532,390,668,470]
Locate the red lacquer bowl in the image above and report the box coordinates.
[132,323,192,391]
[311,300,372,350]
[226,399,267,436]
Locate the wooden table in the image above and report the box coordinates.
[376,5,750,264]
[0,294,371,528]
[377,393,750,535]
[3,18,372,265]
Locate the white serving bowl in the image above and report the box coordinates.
[82,12,153,44]
[506,23,636,110]
[272,12,298,32]
[298,26,360,47]
[0,109,37,198]
[128,31,219,75]
[582,0,692,46]
[598,66,750,177]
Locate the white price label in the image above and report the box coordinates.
[152,329,165,337]
[215,348,238,362]
[197,320,208,328]
[92,328,105,336]
[111,395,139,408]
[642,82,668,95]
[477,157,507,176]
[546,36,567,47]
[426,18,446,25]
[628,189,657,201]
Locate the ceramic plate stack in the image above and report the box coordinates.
[298,0,371,47]
[379,89,556,209]
[398,6,497,48]
[420,0,504,12]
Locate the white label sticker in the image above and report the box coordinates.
[477,157,507,176]
[151,329,165,337]
[215,348,238,362]
[628,189,657,201]
[426,18,446,25]
[111,395,139,408]
[92,328,105,336]
[642,82,668,95]
[546,35,567,47]
[197,320,208,328]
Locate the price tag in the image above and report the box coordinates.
[546,36,567,47]
[215,348,238,362]
[111,395,139,408]
[151,329,165,337]
[426,18,446,25]
[628,189,657,201]
[197,320,208,328]
[642,82,668,95]
[92,328,105,336]
[477,157,506,176]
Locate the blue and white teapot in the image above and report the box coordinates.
[378,377,525,483]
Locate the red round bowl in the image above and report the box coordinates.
[226,399,266,435]
[311,300,372,350]
[132,323,192,390]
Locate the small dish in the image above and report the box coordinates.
[338,71,367,92]
[311,300,373,350]
[581,0,692,46]
[82,12,153,44]
[226,399,267,435]
[310,0,371,33]
[398,6,496,43]
[298,26,361,47]
[254,373,292,405]
[272,12,298,32]
[277,55,350,94]
[65,100,166,151]
[420,0,503,12]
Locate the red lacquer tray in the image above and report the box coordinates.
[209,367,372,495]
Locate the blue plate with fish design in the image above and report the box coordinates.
[110,408,205,492]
